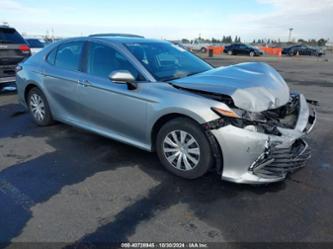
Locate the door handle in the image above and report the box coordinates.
[78,79,92,87]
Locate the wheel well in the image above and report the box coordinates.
[151,113,223,174]
[24,84,38,104]
[151,113,198,151]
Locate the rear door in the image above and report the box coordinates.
[302,46,311,55]
[0,27,30,82]
[232,44,240,54]
[238,44,249,55]
[42,41,86,120]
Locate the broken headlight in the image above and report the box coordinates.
[206,107,281,136]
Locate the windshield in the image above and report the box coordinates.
[125,41,212,81]
[26,39,44,48]
[0,28,26,44]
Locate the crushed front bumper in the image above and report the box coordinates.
[210,94,316,184]
[249,139,311,179]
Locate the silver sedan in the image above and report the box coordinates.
[16,34,316,184]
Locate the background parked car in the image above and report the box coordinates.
[224,43,263,56]
[282,45,324,56]
[25,38,45,55]
[182,39,210,53]
[0,25,31,85]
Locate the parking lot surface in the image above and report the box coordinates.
[1,55,333,247]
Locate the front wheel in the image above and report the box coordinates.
[28,87,54,126]
[228,50,233,55]
[249,51,255,57]
[156,118,214,179]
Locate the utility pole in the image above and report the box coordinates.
[288,28,294,42]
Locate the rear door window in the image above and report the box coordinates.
[54,41,84,71]
[0,28,25,44]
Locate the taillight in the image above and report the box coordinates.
[19,45,31,53]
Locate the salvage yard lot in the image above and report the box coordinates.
[0,55,333,246]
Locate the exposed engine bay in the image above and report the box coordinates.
[173,84,316,136]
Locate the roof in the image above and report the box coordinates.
[90,36,167,44]
[0,25,13,29]
[89,33,144,38]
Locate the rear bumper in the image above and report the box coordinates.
[0,64,16,84]
[0,76,16,84]
[210,94,316,184]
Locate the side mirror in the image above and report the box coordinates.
[109,70,137,90]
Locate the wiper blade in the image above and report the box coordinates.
[163,72,200,82]
[162,70,208,82]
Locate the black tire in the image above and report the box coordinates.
[228,50,233,55]
[200,47,207,53]
[156,117,214,179]
[249,51,255,57]
[27,87,54,126]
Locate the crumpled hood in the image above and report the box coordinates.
[171,62,290,112]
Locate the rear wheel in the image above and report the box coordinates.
[28,87,54,126]
[156,118,214,179]
[228,50,233,55]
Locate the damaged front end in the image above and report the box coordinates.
[203,92,317,184]
[249,138,311,179]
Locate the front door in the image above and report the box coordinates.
[76,41,148,145]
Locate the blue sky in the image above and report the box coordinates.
[1,0,332,41]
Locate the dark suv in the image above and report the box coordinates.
[0,25,31,85]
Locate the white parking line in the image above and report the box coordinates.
[0,177,35,211]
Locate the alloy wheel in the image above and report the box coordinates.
[29,93,46,121]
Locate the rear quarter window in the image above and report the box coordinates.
[46,48,57,65]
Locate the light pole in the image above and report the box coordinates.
[288,28,294,42]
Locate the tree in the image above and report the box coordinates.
[308,39,317,46]
[298,38,305,43]
[317,38,328,46]
[181,39,190,44]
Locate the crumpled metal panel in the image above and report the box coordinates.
[171,62,290,112]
